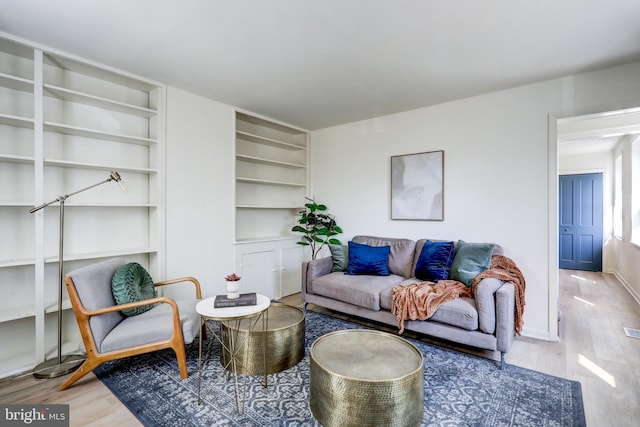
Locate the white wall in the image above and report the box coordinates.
[612,138,640,303]
[164,87,235,299]
[310,62,640,340]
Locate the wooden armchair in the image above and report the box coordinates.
[59,258,203,391]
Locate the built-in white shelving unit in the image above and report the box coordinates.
[234,111,309,242]
[234,111,308,299]
[0,34,165,378]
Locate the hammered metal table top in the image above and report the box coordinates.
[310,329,423,381]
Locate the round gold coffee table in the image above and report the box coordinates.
[310,329,424,427]
[220,302,305,375]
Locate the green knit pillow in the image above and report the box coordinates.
[111,262,157,316]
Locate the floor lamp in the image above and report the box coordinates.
[30,171,126,379]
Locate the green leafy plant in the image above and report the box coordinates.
[292,197,343,260]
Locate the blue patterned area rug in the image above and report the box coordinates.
[94,310,585,426]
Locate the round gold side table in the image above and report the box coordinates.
[310,329,424,427]
[220,302,305,375]
[195,294,271,415]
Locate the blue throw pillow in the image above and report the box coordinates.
[449,240,494,287]
[415,240,455,281]
[345,241,390,276]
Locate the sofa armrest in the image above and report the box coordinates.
[495,282,515,354]
[301,256,333,298]
[475,278,504,334]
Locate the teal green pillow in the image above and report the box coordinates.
[111,262,157,316]
[449,240,494,287]
[329,244,348,272]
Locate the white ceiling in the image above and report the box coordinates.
[1,0,640,130]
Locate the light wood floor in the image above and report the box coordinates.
[1,269,638,426]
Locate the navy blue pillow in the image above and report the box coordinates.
[345,241,390,276]
[415,240,455,281]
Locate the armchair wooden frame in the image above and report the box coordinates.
[59,276,203,391]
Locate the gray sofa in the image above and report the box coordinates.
[301,235,516,367]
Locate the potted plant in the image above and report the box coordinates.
[292,197,343,260]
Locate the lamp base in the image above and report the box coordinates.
[32,354,85,379]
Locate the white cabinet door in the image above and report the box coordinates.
[238,250,278,299]
[279,246,303,298]
[235,240,304,300]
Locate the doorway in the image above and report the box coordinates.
[558,173,603,271]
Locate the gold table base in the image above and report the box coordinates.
[196,295,270,416]
[310,329,424,427]
[220,303,305,375]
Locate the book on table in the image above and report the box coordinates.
[214,292,257,308]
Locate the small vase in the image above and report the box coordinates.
[226,280,240,299]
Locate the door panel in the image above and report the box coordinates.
[558,173,603,271]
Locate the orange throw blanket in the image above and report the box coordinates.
[472,254,527,335]
[391,280,472,334]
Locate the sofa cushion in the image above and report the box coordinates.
[313,272,404,311]
[346,241,390,276]
[380,284,478,330]
[414,240,455,281]
[352,235,416,277]
[329,244,348,272]
[449,240,494,287]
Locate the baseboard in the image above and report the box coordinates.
[612,271,640,307]
[521,326,557,342]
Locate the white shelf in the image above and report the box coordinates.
[0,72,33,92]
[53,202,157,208]
[44,299,72,314]
[0,304,35,322]
[0,202,33,207]
[44,84,157,118]
[236,205,302,209]
[235,235,299,244]
[0,113,34,129]
[44,121,157,146]
[0,154,34,164]
[44,158,157,174]
[0,257,35,268]
[43,247,158,264]
[236,154,305,168]
[236,130,306,151]
[0,355,36,379]
[237,177,306,187]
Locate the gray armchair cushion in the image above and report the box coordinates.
[100,298,200,353]
[67,258,126,350]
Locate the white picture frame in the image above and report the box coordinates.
[391,150,444,220]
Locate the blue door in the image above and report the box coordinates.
[559,173,603,271]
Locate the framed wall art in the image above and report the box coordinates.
[390,150,444,220]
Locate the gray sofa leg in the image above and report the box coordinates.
[500,352,505,370]
[303,302,309,313]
